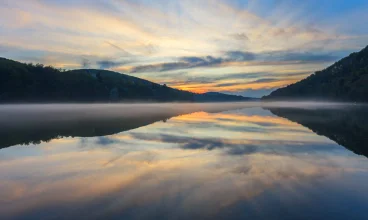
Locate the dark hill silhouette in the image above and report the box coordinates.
[263,45,368,102]
[0,57,253,103]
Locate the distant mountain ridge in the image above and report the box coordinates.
[0,57,253,103]
[263,45,368,102]
[194,92,258,102]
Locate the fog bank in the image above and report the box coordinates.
[0,101,360,125]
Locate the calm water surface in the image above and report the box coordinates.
[0,103,367,219]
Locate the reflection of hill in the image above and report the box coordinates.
[268,106,368,157]
[0,103,249,149]
[2,115,171,148]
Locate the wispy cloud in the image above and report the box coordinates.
[97,60,128,69]
[130,55,236,73]
[105,41,132,57]
[128,50,340,73]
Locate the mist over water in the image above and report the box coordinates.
[0,102,367,219]
[0,101,358,124]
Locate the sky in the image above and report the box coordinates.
[1,0,368,97]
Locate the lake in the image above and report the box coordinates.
[0,103,367,220]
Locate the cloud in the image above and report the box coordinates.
[180,56,224,65]
[215,83,240,87]
[265,51,340,63]
[130,55,226,73]
[130,62,188,73]
[215,72,310,81]
[213,78,279,89]
[128,50,340,73]
[225,51,256,61]
[226,145,258,155]
[105,41,132,57]
[252,78,280,83]
[97,60,128,69]
[230,33,249,41]
[129,51,257,73]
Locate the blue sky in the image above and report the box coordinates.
[0,0,367,97]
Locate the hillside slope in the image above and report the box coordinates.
[0,58,251,103]
[263,45,368,102]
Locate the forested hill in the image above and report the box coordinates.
[0,57,252,103]
[263,45,368,102]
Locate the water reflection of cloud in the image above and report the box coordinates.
[117,110,336,157]
[1,107,368,219]
[0,145,366,219]
[127,132,344,156]
[96,137,122,146]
